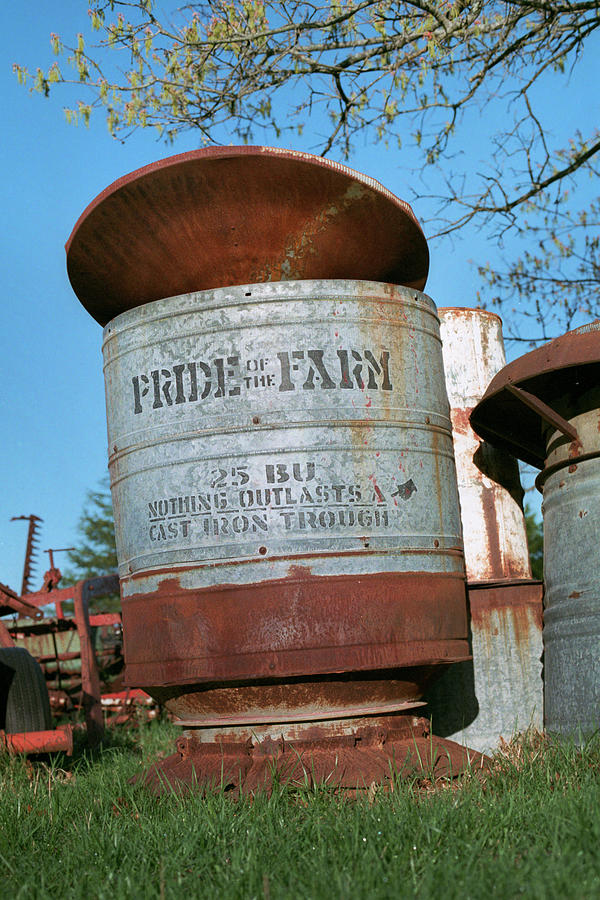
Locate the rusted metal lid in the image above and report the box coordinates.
[66,146,429,325]
[470,321,600,468]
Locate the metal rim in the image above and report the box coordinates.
[438,306,503,324]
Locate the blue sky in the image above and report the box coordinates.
[0,2,594,590]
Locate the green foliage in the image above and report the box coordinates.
[63,476,119,611]
[12,2,568,153]
[14,1,600,342]
[479,194,600,344]
[64,477,117,580]
[525,502,544,581]
[1,724,600,898]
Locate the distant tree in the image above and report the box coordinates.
[524,502,543,581]
[62,476,119,610]
[15,0,600,343]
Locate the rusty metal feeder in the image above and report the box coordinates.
[471,321,600,737]
[67,147,484,791]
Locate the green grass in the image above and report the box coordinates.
[2,722,600,899]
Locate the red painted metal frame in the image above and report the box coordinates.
[10,575,121,745]
[0,620,13,649]
[0,725,73,756]
[72,579,104,746]
[1,574,153,750]
[0,582,43,620]
[10,515,42,596]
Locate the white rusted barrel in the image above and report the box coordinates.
[438,308,531,581]
[102,278,469,724]
[425,307,542,752]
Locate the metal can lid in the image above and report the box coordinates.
[66,146,429,325]
[470,322,600,468]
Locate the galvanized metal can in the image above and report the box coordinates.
[541,402,600,736]
[470,318,600,739]
[103,279,469,724]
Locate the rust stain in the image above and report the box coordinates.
[285,563,313,580]
[467,581,543,686]
[138,715,488,795]
[121,569,469,695]
[120,546,464,585]
[468,581,543,630]
[449,406,473,438]
[479,484,504,580]
[276,181,370,280]
[150,670,437,726]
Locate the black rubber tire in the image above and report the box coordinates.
[0,647,53,733]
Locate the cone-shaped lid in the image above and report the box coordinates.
[66,146,429,326]
[470,321,600,468]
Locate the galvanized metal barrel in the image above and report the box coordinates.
[103,278,469,726]
[471,319,600,738]
[541,398,600,736]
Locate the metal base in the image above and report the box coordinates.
[138,715,487,795]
